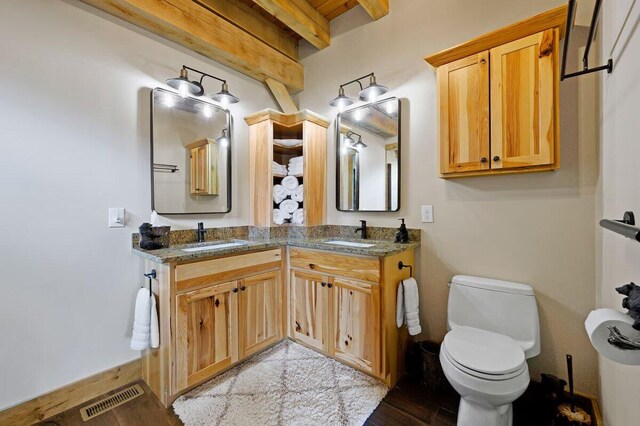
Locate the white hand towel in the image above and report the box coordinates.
[279,199,299,214]
[396,278,422,336]
[288,156,303,164]
[273,184,287,204]
[273,138,303,147]
[291,209,304,225]
[150,294,159,349]
[291,185,304,203]
[281,176,299,192]
[131,288,151,350]
[273,208,291,225]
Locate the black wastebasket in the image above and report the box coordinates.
[417,341,445,391]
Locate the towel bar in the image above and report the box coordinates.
[599,211,640,242]
[398,261,413,277]
[143,270,156,296]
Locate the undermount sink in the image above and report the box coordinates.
[181,241,247,252]
[324,240,376,248]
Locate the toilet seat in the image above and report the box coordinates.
[442,326,526,381]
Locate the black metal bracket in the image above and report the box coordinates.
[561,0,613,81]
[181,65,227,96]
[144,270,157,296]
[599,211,640,242]
[398,261,413,277]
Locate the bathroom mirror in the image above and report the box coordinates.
[336,97,400,212]
[151,88,231,214]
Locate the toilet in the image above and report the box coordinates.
[440,275,540,426]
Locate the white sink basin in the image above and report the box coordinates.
[324,240,375,248]
[182,241,246,252]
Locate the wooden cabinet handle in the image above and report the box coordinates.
[493,156,501,162]
[480,157,487,163]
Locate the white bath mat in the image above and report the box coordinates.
[172,340,388,426]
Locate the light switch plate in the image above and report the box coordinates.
[421,205,433,223]
[109,208,125,228]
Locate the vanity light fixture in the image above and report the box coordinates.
[166,66,240,105]
[354,135,367,150]
[344,131,366,149]
[216,128,229,148]
[329,72,388,109]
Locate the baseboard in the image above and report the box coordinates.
[0,359,141,425]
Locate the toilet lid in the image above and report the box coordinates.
[443,327,525,376]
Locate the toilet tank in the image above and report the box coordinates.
[448,275,540,358]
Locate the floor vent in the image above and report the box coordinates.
[79,384,144,421]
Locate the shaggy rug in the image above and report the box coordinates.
[172,340,388,426]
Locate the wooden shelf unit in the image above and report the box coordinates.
[245,109,329,226]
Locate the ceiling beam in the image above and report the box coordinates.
[252,0,330,49]
[80,0,304,92]
[195,0,298,60]
[357,0,388,20]
[265,78,299,113]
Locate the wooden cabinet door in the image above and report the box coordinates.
[175,281,238,392]
[437,51,490,174]
[238,271,282,358]
[490,29,557,169]
[290,270,329,351]
[189,145,209,195]
[330,278,381,375]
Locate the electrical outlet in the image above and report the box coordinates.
[421,205,433,223]
[109,208,125,228]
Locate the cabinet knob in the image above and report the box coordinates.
[240,286,246,291]
[480,157,487,163]
[232,288,239,293]
[321,282,326,287]
[480,59,487,64]
[309,263,315,269]
[493,156,501,162]
[327,283,333,288]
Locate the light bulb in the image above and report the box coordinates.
[385,101,396,114]
[219,137,229,148]
[354,109,364,121]
[163,93,174,108]
[203,105,212,118]
[178,81,189,98]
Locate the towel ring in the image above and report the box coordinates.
[398,261,413,277]
[144,270,156,297]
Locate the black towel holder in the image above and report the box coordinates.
[143,270,156,297]
[599,211,640,242]
[398,261,413,277]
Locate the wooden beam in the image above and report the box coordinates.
[0,360,140,425]
[265,78,298,114]
[80,0,304,92]
[357,0,388,20]
[195,0,298,60]
[343,107,397,138]
[252,0,330,49]
[424,5,568,67]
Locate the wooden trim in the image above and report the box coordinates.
[244,108,330,128]
[80,0,304,92]
[0,359,141,425]
[440,163,558,179]
[357,0,388,20]
[424,5,568,67]
[252,0,330,49]
[265,78,299,114]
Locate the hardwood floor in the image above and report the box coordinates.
[37,376,552,425]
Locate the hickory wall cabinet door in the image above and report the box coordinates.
[331,278,381,375]
[238,270,283,358]
[175,281,239,392]
[290,270,329,351]
[437,51,490,175]
[490,29,558,170]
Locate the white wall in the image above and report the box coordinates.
[298,0,600,394]
[0,0,277,409]
[598,1,640,424]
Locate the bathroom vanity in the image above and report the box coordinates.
[132,227,418,406]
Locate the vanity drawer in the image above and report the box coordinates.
[289,248,380,283]
[176,249,282,291]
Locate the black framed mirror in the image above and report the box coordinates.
[150,88,232,214]
[336,97,400,212]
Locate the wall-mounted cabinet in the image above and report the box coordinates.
[245,109,329,226]
[425,6,567,178]
[185,138,219,195]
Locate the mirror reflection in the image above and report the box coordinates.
[336,98,400,212]
[151,88,231,214]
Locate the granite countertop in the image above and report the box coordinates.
[131,225,420,263]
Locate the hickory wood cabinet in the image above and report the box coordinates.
[185,138,218,195]
[425,6,566,178]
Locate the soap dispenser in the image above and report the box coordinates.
[395,218,409,243]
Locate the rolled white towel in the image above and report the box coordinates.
[131,288,151,350]
[292,208,304,225]
[279,199,299,214]
[291,185,304,203]
[273,208,291,225]
[396,278,422,336]
[273,184,287,204]
[273,138,303,147]
[288,155,303,163]
[281,175,299,192]
[150,294,159,349]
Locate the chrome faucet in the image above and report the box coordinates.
[355,220,367,239]
[197,222,207,243]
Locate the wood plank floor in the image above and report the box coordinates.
[38,376,550,425]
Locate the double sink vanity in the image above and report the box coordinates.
[132,224,419,406]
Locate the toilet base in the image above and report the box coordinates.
[457,398,513,426]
